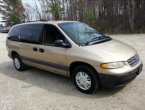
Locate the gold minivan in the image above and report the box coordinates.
[6,21,143,94]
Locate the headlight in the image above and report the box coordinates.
[100,62,126,69]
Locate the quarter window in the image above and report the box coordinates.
[8,26,21,41]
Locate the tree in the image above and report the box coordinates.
[0,0,25,26]
[39,0,145,33]
[127,0,135,32]
[1,0,144,33]
[47,0,63,20]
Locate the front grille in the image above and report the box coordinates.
[127,55,140,67]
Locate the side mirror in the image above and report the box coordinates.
[54,40,71,48]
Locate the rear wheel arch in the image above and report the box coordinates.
[11,51,19,58]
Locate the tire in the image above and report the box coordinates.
[13,54,25,71]
[72,65,100,94]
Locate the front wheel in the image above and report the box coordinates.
[72,65,100,94]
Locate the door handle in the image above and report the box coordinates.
[39,48,44,53]
[33,47,38,52]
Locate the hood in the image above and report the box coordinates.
[84,39,137,62]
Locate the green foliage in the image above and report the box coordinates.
[64,0,145,34]
[10,11,21,25]
[0,0,25,26]
[46,0,63,20]
[83,8,96,28]
[84,9,95,23]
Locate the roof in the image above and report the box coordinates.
[47,20,77,24]
[14,20,78,27]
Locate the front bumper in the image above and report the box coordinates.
[98,63,143,88]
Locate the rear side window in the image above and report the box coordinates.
[20,24,43,43]
[8,24,43,44]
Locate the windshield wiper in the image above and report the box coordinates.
[85,36,112,46]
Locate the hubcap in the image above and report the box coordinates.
[75,72,91,90]
[14,58,20,69]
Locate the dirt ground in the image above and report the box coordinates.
[0,33,145,110]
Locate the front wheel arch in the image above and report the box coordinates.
[72,64,100,93]
[69,61,100,80]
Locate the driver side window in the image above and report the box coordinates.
[43,24,65,45]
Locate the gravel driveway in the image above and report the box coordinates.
[0,33,145,110]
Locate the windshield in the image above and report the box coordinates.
[58,22,111,46]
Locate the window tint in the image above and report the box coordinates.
[8,24,43,44]
[8,26,21,41]
[43,25,65,45]
[20,24,43,44]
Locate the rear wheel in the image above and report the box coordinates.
[13,54,26,71]
[72,65,99,94]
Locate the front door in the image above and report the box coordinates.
[36,24,68,76]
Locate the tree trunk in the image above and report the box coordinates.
[127,0,135,32]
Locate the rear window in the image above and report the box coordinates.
[8,24,43,44]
